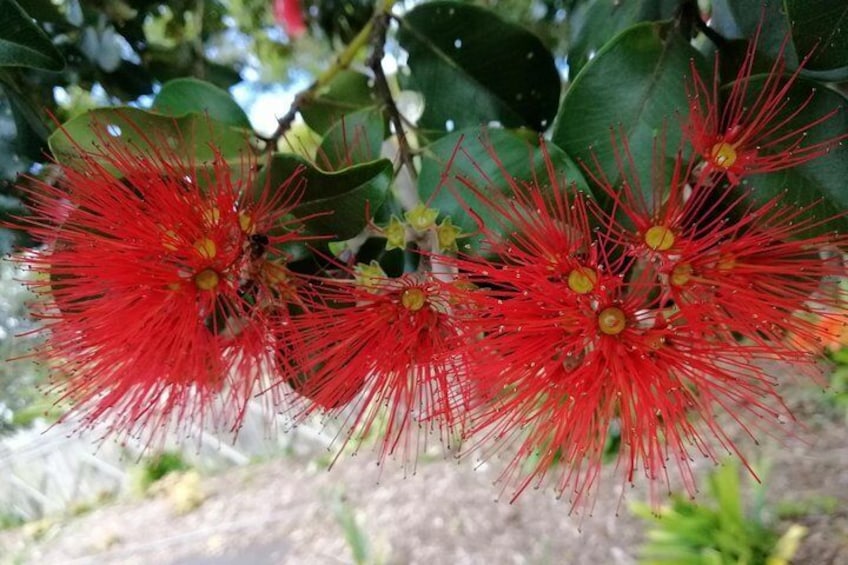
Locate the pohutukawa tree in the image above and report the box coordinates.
[2,0,847,510]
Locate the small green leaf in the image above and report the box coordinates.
[397,1,560,137]
[0,0,64,71]
[418,128,589,252]
[48,107,252,169]
[152,78,252,129]
[553,22,707,189]
[300,70,376,135]
[257,154,392,240]
[786,0,848,74]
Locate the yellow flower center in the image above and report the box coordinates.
[202,207,221,226]
[709,141,738,169]
[670,263,693,287]
[644,225,675,251]
[567,266,598,294]
[260,260,290,287]
[194,237,217,259]
[401,287,427,311]
[161,229,179,251]
[194,269,219,291]
[717,253,736,272]
[598,307,627,336]
[238,212,254,233]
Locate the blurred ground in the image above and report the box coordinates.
[1,383,848,565]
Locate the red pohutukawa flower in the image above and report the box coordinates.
[14,120,312,439]
[438,135,844,509]
[290,267,474,464]
[686,26,846,184]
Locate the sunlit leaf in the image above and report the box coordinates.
[152,78,252,129]
[397,1,560,138]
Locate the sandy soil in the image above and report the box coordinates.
[2,384,848,565]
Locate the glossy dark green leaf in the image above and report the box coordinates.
[739,77,848,236]
[0,0,64,71]
[786,0,848,74]
[152,78,252,129]
[553,22,706,189]
[0,79,48,165]
[315,106,386,171]
[718,0,798,66]
[257,155,392,240]
[48,108,252,169]
[397,1,560,137]
[300,70,376,135]
[418,128,589,252]
[568,0,680,78]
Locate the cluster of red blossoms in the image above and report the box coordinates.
[12,33,847,508]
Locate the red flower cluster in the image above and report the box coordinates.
[290,269,473,464]
[15,121,312,440]
[445,138,843,507]
[685,24,847,184]
[10,21,847,510]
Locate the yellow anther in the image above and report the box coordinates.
[238,212,254,233]
[194,269,219,291]
[717,253,736,272]
[161,229,180,251]
[401,287,427,311]
[202,206,221,226]
[709,141,738,169]
[260,260,290,286]
[598,306,627,336]
[670,263,693,287]
[644,225,675,251]
[194,237,217,259]
[567,266,598,294]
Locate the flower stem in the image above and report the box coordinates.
[262,0,398,150]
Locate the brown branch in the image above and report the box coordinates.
[367,13,418,180]
[260,0,400,152]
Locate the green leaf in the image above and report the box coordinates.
[552,22,706,189]
[568,0,680,78]
[257,154,392,240]
[786,0,848,74]
[152,78,252,129]
[300,70,376,135]
[718,1,798,66]
[315,106,386,171]
[0,0,64,71]
[0,79,48,167]
[397,1,560,137]
[740,77,848,236]
[48,107,252,169]
[418,128,589,252]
